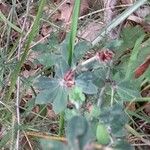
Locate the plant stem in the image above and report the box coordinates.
[58,111,65,136]
[110,87,114,107]
[58,0,81,138]
[97,86,106,107]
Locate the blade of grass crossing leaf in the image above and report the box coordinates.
[92,0,147,46]
[0,130,12,149]
[60,0,81,136]
[125,35,145,79]
[6,0,46,100]
[0,11,22,33]
[68,0,81,66]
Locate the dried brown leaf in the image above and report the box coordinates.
[120,0,134,5]
[0,2,10,16]
[78,21,104,42]
[53,0,89,25]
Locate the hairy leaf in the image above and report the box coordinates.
[117,81,140,101]
[40,140,69,150]
[96,123,110,145]
[100,104,128,137]
[73,41,91,63]
[76,72,98,94]
[120,26,145,50]
[37,53,56,67]
[69,86,85,102]
[66,116,92,150]
[53,86,68,113]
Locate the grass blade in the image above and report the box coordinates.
[68,0,81,66]
[0,11,22,33]
[0,130,12,149]
[6,0,46,100]
[92,0,147,46]
[125,35,145,79]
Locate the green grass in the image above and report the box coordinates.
[6,0,46,100]
[67,0,81,66]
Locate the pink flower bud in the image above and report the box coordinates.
[96,49,114,63]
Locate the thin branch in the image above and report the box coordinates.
[26,131,113,150]
[97,86,106,107]
[110,87,114,106]
[23,131,34,150]
[78,4,133,20]
[75,56,97,72]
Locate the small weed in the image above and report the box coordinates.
[0,0,150,150]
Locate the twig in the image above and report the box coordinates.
[48,0,68,18]
[26,131,113,150]
[26,131,67,142]
[0,100,12,112]
[97,61,112,107]
[75,56,97,72]
[110,87,114,107]
[23,131,34,150]
[78,4,133,20]
[97,86,106,107]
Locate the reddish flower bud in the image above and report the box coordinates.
[96,49,114,63]
[134,56,150,78]
[63,69,75,88]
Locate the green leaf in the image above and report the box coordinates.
[117,81,140,101]
[47,33,59,50]
[32,43,48,52]
[73,41,91,63]
[69,86,85,102]
[100,104,128,137]
[114,140,134,150]
[93,68,107,87]
[37,53,56,67]
[96,123,110,145]
[35,89,56,104]
[76,72,98,94]
[40,139,69,150]
[34,77,58,90]
[120,26,145,51]
[35,77,59,104]
[35,76,69,113]
[105,39,123,50]
[66,116,92,150]
[125,35,145,79]
[55,58,70,78]
[53,86,68,113]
